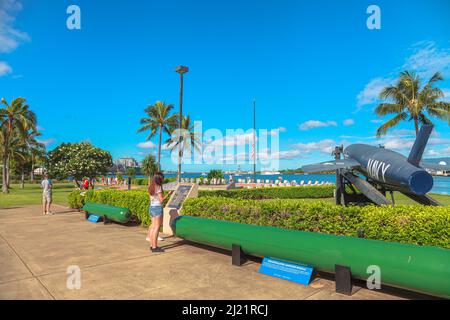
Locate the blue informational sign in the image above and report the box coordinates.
[87,214,101,223]
[259,257,314,286]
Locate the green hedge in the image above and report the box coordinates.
[182,197,450,248]
[133,177,176,186]
[198,186,335,199]
[68,189,450,248]
[68,189,164,225]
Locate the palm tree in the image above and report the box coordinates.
[137,101,177,171]
[0,97,37,193]
[9,132,28,189]
[1,128,27,188]
[141,154,158,183]
[29,140,46,182]
[375,71,450,137]
[165,114,202,181]
[22,130,45,187]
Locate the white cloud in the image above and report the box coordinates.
[298,120,337,131]
[356,77,394,110]
[0,0,29,53]
[36,138,55,146]
[137,141,157,149]
[292,139,336,154]
[278,127,287,132]
[356,41,450,111]
[426,146,450,157]
[343,119,354,126]
[0,61,12,76]
[442,89,450,100]
[403,41,450,78]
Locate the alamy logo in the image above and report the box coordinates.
[366,5,381,30]
[66,265,81,289]
[67,5,81,30]
[367,158,390,182]
[367,265,381,290]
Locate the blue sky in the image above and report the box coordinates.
[1,0,449,171]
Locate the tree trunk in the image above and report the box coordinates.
[414,117,419,136]
[30,162,34,182]
[2,156,8,194]
[6,157,10,189]
[158,126,162,171]
[20,168,24,189]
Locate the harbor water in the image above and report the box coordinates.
[155,173,450,195]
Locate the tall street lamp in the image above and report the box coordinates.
[175,65,189,183]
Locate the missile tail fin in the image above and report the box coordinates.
[407,125,434,167]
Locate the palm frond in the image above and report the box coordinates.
[376,112,408,137]
[374,103,405,116]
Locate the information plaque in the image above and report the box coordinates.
[87,214,101,223]
[259,257,313,286]
[167,185,193,209]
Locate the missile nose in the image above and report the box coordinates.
[408,170,433,195]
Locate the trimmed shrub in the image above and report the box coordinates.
[182,197,450,248]
[68,189,168,226]
[133,178,148,186]
[198,186,334,200]
[86,189,151,225]
[68,189,86,209]
[68,189,450,248]
[133,177,176,186]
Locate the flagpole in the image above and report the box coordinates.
[253,99,256,182]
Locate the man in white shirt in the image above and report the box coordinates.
[41,173,53,215]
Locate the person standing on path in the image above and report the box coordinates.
[146,172,173,253]
[41,173,53,215]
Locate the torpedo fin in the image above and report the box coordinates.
[400,192,440,206]
[407,125,434,167]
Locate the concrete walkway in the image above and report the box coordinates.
[0,205,407,300]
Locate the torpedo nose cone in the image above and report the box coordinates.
[408,171,433,195]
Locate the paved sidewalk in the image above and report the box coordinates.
[0,205,407,300]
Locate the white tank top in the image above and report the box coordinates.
[150,185,163,206]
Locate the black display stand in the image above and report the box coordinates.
[103,216,111,225]
[335,264,353,295]
[232,244,246,266]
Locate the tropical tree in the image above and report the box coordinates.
[46,142,113,187]
[20,130,45,187]
[140,154,158,182]
[29,139,47,182]
[166,114,202,182]
[137,101,177,171]
[207,169,224,181]
[1,128,27,188]
[0,97,37,193]
[126,167,136,179]
[375,71,450,137]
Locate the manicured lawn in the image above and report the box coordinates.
[292,192,450,206]
[1,183,449,208]
[0,183,75,208]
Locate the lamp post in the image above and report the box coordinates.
[175,65,189,183]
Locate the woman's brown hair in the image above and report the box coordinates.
[149,172,164,196]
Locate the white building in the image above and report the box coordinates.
[116,157,139,168]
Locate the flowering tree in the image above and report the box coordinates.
[46,142,113,186]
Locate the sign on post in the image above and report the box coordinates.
[163,183,198,235]
[259,257,314,286]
